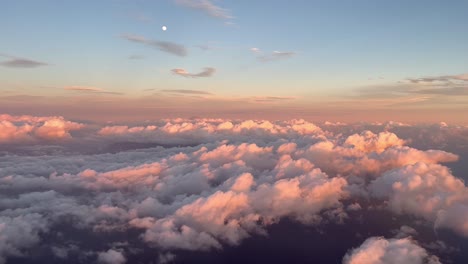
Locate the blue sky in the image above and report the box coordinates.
[0,0,467,122]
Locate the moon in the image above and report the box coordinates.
[162,26,167,31]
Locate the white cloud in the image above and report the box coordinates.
[343,237,441,264]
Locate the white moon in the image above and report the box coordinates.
[162,26,167,31]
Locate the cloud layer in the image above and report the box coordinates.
[0,114,467,263]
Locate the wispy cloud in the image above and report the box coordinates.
[171,67,216,78]
[128,55,145,60]
[64,86,104,92]
[347,73,468,108]
[250,47,261,54]
[411,87,468,96]
[121,34,187,57]
[250,48,296,62]
[175,0,233,20]
[63,86,123,95]
[0,54,48,68]
[252,96,297,102]
[161,89,213,95]
[406,73,468,84]
[195,44,218,51]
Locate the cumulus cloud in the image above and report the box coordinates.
[343,237,441,264]
[121,34,187,57]
[0,114,84,142]
[175,0,233,20]
[370,162,468,236]
[97,249,126,264]
[171,67,216,78]
[0,115,467,263]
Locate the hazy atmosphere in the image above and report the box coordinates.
[1,1,467,264]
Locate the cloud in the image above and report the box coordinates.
[195,44,217,51]
[0,57,48,68]
[128,55,145,60]
[343,237,441,264]
[407,73,468,84]
[0,116,467,263]
[0,114,84,142]
[64,86,104,92]
[252,96,296,102]
[344,131,405,153]
[250,48,296,62]
[350,73,468,108]
[63,86,124,95]
[175,0,233,20]
[121,34,187,57]
[369,162,468,236]
[410,86,468,96]
[171,67,216,78]
[97,249,126,264]
[161,89,214,95]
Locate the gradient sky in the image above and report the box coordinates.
[1,0,467,123]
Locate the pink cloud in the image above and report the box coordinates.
[343,237,441,264]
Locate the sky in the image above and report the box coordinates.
[1,2,468,263]
[0,0,467,123]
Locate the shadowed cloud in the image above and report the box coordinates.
[121,34,187,57]
[0,58,48,68]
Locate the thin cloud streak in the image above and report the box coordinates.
[407,73,468,84]
[250,48,296,62]
[252,96,297,102]
[121,34,187,57]
[161,89,213,95]
[64,86,104,92]
[63,86,124,95]
[175,0,233,20]
[0,56,48,68]
[171,67,216,78]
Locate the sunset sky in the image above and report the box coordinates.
[1,0,467,123]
